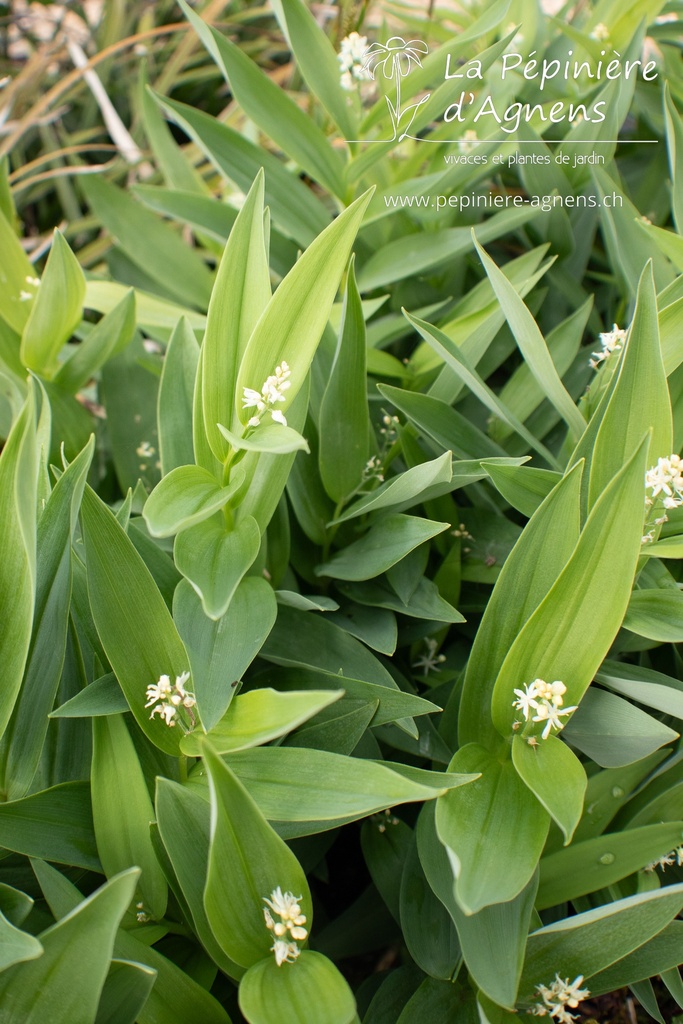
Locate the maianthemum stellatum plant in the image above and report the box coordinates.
[2,0,683,1021]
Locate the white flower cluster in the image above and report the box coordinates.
[263,887,308,966]
[242,361,291,428]
[338,32,372,91]
[512,679,577,740]
[145,671,196,727]
[588,323,626,369]
[645,454,683,510]
[644,845,683,873]
[529,974,590,1022]
[19,274,41,302]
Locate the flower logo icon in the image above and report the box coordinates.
[361,36,431,142]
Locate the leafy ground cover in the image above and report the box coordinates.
[2,0,683,1021]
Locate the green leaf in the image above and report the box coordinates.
[202,171,270,460]
[155,778,243,979]
[588,922,683,996]
[0,207,38,334]
[173,516,262,622]
[319,258,369,503]
[473,236,585,439]
[483,463,560,518]
[180,0,347,200]
[562,687,679,768]
[50,672,128,718]
[238,950,356,1024]
[143,464,243,539]
[623,588,683,642]
[19,231,85,377]
[0,869,138,1024]
[0,913,42,972]
[0,434,93,798]
[316,515,449,582]
[158,317,199,475]
[663,85,683,235]
[330,452,453,525]
[520,884,683,998]
[400,835,461,980]
[80,176,214,311]
[54,291,136,393]
[94,959,158,1024]
[0,782,99,870]
[417,802,536,1010]
[174,575,275,728]
[218,422,309,455]
[0,390,37,742]
[234,189,372,426]
[512,735,586,845]
[459,463,583,750]
[435,744,549,914]
[202,742,311,968]
[180,688,342,756]
[92,714,168,919]
[588,263,672,507]
[596,660,683,720]
[396,976,475,1022]
[80,486,189,755]
[537,822,683,910]
[490,438,649,738]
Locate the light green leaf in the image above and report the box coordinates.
[54,290,136,394]
[596,660,683,719]
[202,742,311,968]
[180,688,343,756]
[143,465,244,539]
[50,673,128,719]
[483,462,560,518]
[92,714,168,919]
[512,735,586,845]
[0,912,42,972]
[80,486,189,755]
[491,438,649,738]
[330,452,453,525]
[173,515,261,621]
[435,744,549,914]
[158,317,199,475]
[0,782,99,870]
[623,587,683,642]
[562,687,678,768]
[663,84,683,235]
[218,422,309,455]
[0,869,138,1024]
[316,515,449,582]
[202,171,270,459]
[19,231,85,377]
[238,950,356,1024]
[0,207,38,334]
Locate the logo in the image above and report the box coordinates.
[362,37,430,142]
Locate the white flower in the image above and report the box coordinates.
[337,32,373,88]
[512,679,576,738]
[136,441,155,459]
[25,276,41,287]
[340,70,355,91]
[459,130,479,154]
[531,974,590,1021]
[590,23,610,41]
[146,672,196,728]
[263,887,308,965]
[645,454,683,510]
[19,290,33,302]
[644,845,683,872]
[271,939,301,966]
[589,323,626,368]
[242,362,291,428]
[412,637,446,676]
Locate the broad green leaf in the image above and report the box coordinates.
[512,735,586,845]
[319,259,369,503]
[404,312,559,467]
[94,959,157,1024]
[202,742,311,968]
[473,236,585,439]
[537,821,683,910]
[316,515,449,582]
[54,291,136,393]
[80,176,214,311]
[32,860,233,1024]
[491,438,649,738]
[520,884,683,998]
[596,660,683,719]
[50,672,128,718]
[570,753,669,847]
[483,463,560,518]
[180,688,343,756]
[286,697,377,755]
[84,279,206,334]
[0,782,99,870]
[19,231,85,377]
[173,574,276,729]
[0,434,93,799]
[143,464,243,539]
[218,422,309,455]
[362,818,413,924]
[435,744,549,914]
[0,207,37,333]
[202,171,270,459]
[180,0,347,200]
[459,463,583,749]
[80,486,189,755]
[156,95,329,248]
[588,922,683,996]
[0,883,34,928]
[234,191,371,429]
[92,714,168,919]
[562,687,678,768]
[400,835,461,980]
[330,452,453,525]
[173,516,261,622]
[270,0,356,140]
[396,976,475,1022]
[0,390,37,741]
[417,802,536,1010]
[239,950,356,1024]
[623,588,683,642]
[0,869,138,1024]
[155,779,243,979]
[0,913,42,972]
[663,84,683,235]
[588,263,672,506]
[200,746,467,824]
[158,317,199,475]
